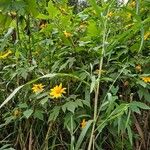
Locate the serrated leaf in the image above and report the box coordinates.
[75,99,83,107]
[130,101,150,110]
[46,1,59,19]
[82,100,90,107]
[66,102,76,113]
[129,104,141,114]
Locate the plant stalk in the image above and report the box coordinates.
[88,16,107,150]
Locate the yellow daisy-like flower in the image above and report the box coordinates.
[12,109,21,117]
[144,32,150,40]
[79,24,86,30]
[94,69,106,75]
[40,23,47,30]
[0,50,12,59]
[127,13,132,19]
[49,83,66,99]
[107,12,113,18]
[135,65,142,72]
[125,23,134,29]
[141,77,150,83]
[32,84,45,93]
[63,30,72,38]
[81,119,87,129]
[59,7,67,14]
[129,1,136,7]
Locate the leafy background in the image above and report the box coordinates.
[0,0,150,150]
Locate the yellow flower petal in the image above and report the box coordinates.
[0,50,12,59]
[63,30,72,38]
[81,119,87,129]
[144,32,150,40]
[141,77,150,83]
[32,83,45,93]
[49,83,66,99]
[107,12,113,18]
[135,65,142,72]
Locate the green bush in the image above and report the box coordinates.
[0,0,150,149]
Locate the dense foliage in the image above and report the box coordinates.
[0,0,150,149]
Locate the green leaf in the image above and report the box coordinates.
[5,116,14,124]
[110,86,119,95]
[0,73,89,109]
[130,101,150,110]
[37,13,50,20]
[23,109,33,119]
[0,144,15,150]
[75,99,83,107]
[36,92,48,99]
[87,20,99,37]
[127,125,133,145]
[46,1,59,19]
[62,104,67,113]
[129,104,141,114]
[18,103,28,108]
[0,13,12,29]
[88,0,101,15]
[0,85,24,109]
[34,110,44,121]
[66,101,77,113]
[136,80,147,88]
[39,97,48,105]
[138,88,150,102]
[82,100,91,107]
[48,106,60,122]
[62,100,83,113]
[25,0,38,16]
[75,120,93,150]
[90,75,96,93]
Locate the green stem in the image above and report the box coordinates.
[87,16,107,150]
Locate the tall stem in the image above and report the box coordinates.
[88,17,107,150]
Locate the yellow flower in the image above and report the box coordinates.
[107,12,113,18]
[63,30,72,38]
[12,109,21,117]
[144,32,150,40]
[0,50,12,59]
[32,84,45,93]
[59,7,67,14]
[40,23,47,29]
[125,23,134,29]
[94,69,106,75]
[79,24,86,30]
[127,13,132,19]
[129,1,136,7]
[141,77,150,83]
[81,119,87,129]
[135,65,142,72]
[49,83,66,99]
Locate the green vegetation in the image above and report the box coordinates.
[0,0,150,149]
